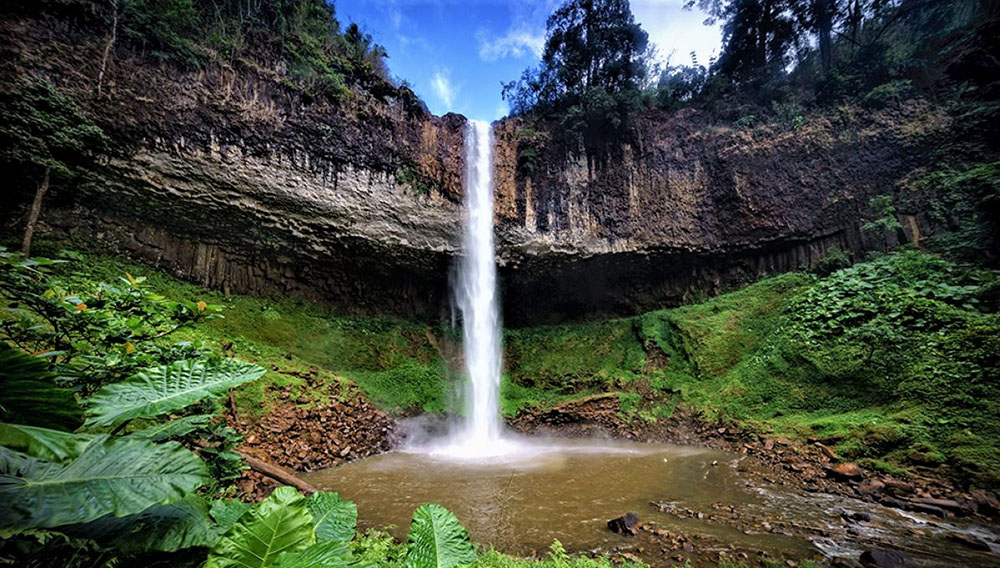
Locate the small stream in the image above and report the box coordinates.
[302,437,1000,567]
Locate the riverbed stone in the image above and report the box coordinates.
[607,512,640,535]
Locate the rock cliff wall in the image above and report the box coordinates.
[492,105,948,323]
[1,7,946,324]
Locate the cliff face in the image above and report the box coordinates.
[1,7,947,324]
[1,5,467,317]
[492,105,948,323]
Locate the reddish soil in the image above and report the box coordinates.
[228,375,394,501]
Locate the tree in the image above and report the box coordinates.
[0,79,108,257]
[502,0,649,156]
[693,0,806,85]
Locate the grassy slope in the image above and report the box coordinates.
[61,253,458,421]
[59,247,1000,488]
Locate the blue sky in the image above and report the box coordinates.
[335,0,722,120]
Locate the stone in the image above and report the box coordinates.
[607,512,641,536]
[947,532,992,551]
[970,489,1000,516]
[828,462,864,480]
[859,549,907,568]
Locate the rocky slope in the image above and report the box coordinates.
[0,5,949,324]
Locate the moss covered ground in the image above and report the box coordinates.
[52,246,1000,489]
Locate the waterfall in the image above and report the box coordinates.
[456,119,503,446]
[428,119,511,458]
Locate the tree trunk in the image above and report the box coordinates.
[240,452,318,495]
[815,0,834,71]
[97,0,118,97]
[21,167,50,258]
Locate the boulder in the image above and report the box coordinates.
[607,512,640,536]
[828,462,864,481]
[859,549,907,568]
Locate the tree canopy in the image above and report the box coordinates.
[502,0,649,156]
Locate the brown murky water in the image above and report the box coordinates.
[302,437,1000,566]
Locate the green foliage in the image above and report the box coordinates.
[861,194,902,238]
[810,246,851,276]
[121,0,202,65]
[114,0,394,99]
[693,0,805,86]
[0,423,95,463]
[352,528,408,568]
[207,486,316,568]
[861,80,914,109]
[405,504,476,568]
[0,344,81,430]
[0,247,221,393]
[734,114,756,129]
[308,492,358,544]
[502,0,649,155]
[63,494,218,554]
[0,437,209,529]
[83,357,265,427]
[0,78,107,185]
[504,319,644,406]
[902,161,1000,260]
[207,486,360,568]
[396,166,433,196]
[654,64,708,109]
[476,540,645,568]
[129,413,214,442]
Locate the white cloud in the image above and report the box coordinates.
[631,0,721,66]
[476,27,545,61]
[431,69,456,109]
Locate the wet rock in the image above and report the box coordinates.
[971,489,1000,516]
[912,497,972,516]
[841,510,872,523]
[947,532,992,551]
[828,462,864,481]
[859,549,907,568]
[882,478,914,496]
[607,512,641,536]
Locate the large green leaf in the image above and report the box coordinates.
[0,345,81,430]
[308,492,357,544]
[210,498,252,534]
[206,486,315,568]
[128,414,213,442]
[405,504,476,568]
[0,423,97,463]
[275,541,356,568]
[85,358,265,427]
[0,437,209,529]
[63,495,217,553]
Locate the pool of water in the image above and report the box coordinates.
[301,436,1000,566]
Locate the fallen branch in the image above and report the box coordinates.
[240,452,318,495]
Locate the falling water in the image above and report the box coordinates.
[455,119,503,446]
[428,119,511,458]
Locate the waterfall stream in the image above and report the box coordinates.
[456,119,503,446]
[428,119,519,458]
